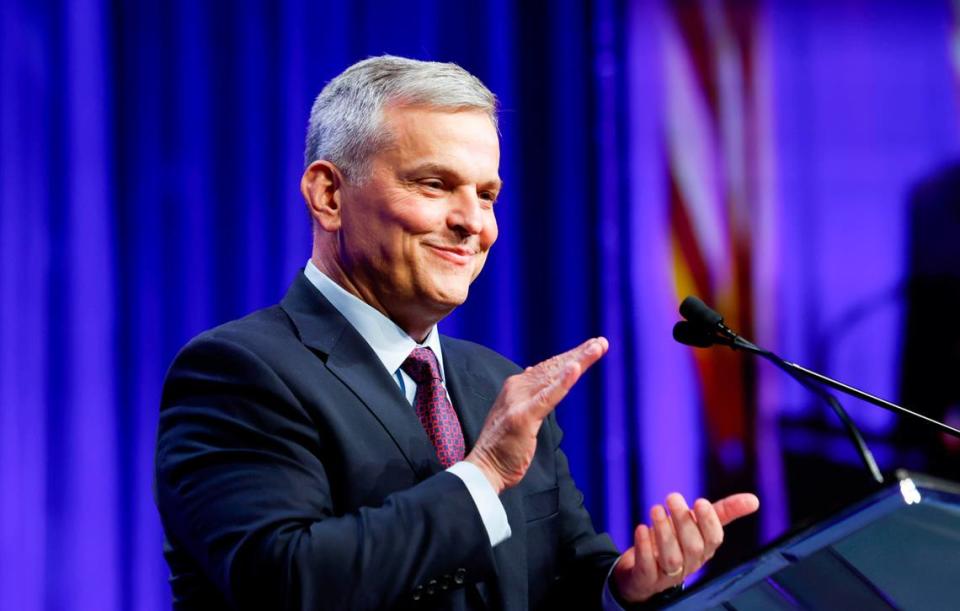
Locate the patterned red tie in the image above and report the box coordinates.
[401,347,465,468]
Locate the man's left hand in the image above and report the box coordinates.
[611,492,760,604]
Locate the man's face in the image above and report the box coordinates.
[336,106,501,326]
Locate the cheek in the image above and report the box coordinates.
[467,251,488,284]
[394,196,445,233]
[481,214,499,249]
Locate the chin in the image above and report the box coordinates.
[425,283,471,311]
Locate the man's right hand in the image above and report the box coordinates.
[465,337,609,493]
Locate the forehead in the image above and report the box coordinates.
[378,106,501,175]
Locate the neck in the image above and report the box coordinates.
[310,252,435,342]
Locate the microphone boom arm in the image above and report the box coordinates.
[748,344,960,439]
[731,337,885,484]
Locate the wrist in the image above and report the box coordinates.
[611,560,684,610]
[464,453,505,494]
[611,560,642,605]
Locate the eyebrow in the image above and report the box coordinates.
[407,162,503,191]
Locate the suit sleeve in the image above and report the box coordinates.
[155,334,497,611]
[543,413,622,610]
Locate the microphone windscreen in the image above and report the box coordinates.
[679,296,723,326]
[672,321,717,348]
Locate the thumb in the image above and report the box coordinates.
[713,493,760,526]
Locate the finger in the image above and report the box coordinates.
[693,498,723,559]
[666,493,703,573]
[568,338,606,378]
[532,337,608,379]
[526,339,607,418]
[531,340,592,375]
[650,504,683,580]
[633,523,659,587]
[563,337,607,380]
[712,493,760,526]
[529,360,583,418]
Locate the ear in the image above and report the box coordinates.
[301,160,343,232]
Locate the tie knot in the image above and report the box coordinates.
[401,347,442,385]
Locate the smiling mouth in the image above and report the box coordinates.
[425,244,476,266]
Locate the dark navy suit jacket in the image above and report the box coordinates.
[155,273,620,610]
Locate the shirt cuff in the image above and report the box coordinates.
[602,557,627,611]
[446,461,512,547]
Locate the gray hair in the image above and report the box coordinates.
[304,55,498,181]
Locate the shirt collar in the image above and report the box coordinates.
[303,260,445,380]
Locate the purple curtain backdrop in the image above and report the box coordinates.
[2,0,960,608]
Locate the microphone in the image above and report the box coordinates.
[672,320,732,348]
[676,296,886,484]
[679,295,724,327]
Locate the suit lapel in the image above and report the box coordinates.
[280,273,441,480]
[441,343,488,451]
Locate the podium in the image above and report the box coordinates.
[664,471,960,610]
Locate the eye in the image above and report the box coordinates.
[479,190,499,205]
[420,178,445,191]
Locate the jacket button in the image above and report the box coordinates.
[454,568,466,585]
[426,579,437,596]
[412,585,424,601]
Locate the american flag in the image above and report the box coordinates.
[663,0,761,495]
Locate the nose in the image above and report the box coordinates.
[448,187,485,237]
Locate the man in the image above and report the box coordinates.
[155,55,759,610]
